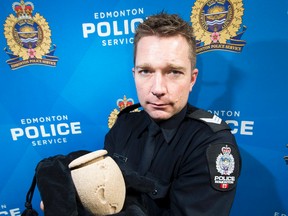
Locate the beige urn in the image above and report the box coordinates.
[68,149,126,215]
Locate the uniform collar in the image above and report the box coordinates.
[143,105,188,143]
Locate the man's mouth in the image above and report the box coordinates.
[148,102,169,108]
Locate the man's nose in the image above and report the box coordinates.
[151,73,166,97]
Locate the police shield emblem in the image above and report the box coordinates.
[191,0,247,54]
[3,0,58,69]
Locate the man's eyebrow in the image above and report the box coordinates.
[167,64,186,70]
[135,63,185,70]
[135,63,151,69]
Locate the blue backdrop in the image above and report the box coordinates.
[1,0,287,215]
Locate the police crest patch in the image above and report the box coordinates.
[216,145,235,175]
[206,143,240,191]
[191,0,247,54]
[3,0,58,70]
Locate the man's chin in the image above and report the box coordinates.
[146,110,173,121]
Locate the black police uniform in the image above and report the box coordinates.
[104,103,241,216]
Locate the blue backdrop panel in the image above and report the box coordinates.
[0,0,287,215]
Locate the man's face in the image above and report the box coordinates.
[133,35,198,121]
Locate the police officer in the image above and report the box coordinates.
[104,12,241,216]
[29,12,241,216]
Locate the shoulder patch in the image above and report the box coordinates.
[188,109,230,132]
[206,143,240,191]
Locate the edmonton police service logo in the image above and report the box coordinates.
[191,0,247,54]
[4,0,58,70]
[216,145,235,175]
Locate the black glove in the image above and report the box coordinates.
[119,165,155,193]
[111,196,148,216]
[110,165,155,216]
[112,205,147,216]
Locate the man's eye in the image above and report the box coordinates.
[138,70,150,75]
[169,70,183,76]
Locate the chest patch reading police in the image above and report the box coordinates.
[206,143,240,191]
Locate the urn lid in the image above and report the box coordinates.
[68,149,108,170]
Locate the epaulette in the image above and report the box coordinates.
[187,108,231,133]
[117,103,141,117]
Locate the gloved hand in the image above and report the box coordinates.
[118,165,155,193]
[110,196,148,216]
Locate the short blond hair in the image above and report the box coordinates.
[134,12,196,68]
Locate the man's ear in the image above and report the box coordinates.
[192,68,198,82]
[190,68,198,91]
